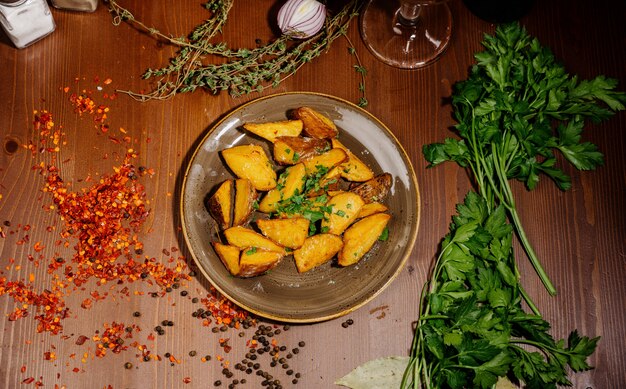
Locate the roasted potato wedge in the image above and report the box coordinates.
[293,234,343,273]
[273,136,330,165]
[212,242,240,276]
[243,120,303,143]
[290,107,338,139]
[258,163,306,213]
[321,192,365,235]
[326,189,345,197]
[356,202,389,219]
[349,173,392,204]
[224,226,286,254]
[222,144,277,191]
[303,148,348,175]
[338,213,391,266]
[238,248,283,278]
[331,138,374,182]
[206,179,232,229]
[233,179,257,227]
[257,217,309,249]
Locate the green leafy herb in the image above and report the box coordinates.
[245,247,257,256]
[401,193,599,389]
[423,23,625,295]
[399,23,621,389]
[108,0,368,105]
[274,166,332,225]
[378,227,389,242]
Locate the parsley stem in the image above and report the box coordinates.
[491,142,557,296]
[507,207,557,296]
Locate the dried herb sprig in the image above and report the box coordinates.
[108,0,367,105]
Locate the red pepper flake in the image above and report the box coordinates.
[183,377,191,384]
[20,365,26,373]
[80,298,92,309]
[75,335,88,345]
[33,242,45,252]
[43,351,56,361]
[22,377,35,384]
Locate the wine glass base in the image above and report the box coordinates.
[360,1,453,69]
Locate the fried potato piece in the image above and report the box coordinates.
[233,179,257,227]
[273,136,330,165]
[238,248,283,278]
[258,163,306,213]
[291,107,338,139]
[206,179,232,229]
[243,120,303,143]
[257,217,309,249]
[331,138,374,182]
[349,173,392,204]
[212,242,241,276]
[293,234,343,273]
[356,202,389,219]
[302,148,348,175]
[338,213,391,266]
[321,192,365,235]
[222,144,276,191]
[224,226,286,254]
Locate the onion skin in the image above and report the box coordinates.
[277,0,327,39]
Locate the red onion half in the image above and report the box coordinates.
[277,0,327,39]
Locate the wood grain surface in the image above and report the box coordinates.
[1,0,624,388]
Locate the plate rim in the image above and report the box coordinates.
[180,91,421,323]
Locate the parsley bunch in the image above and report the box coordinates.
[403,23,624,388]
[423,24,625,296]
[402,193,599,388]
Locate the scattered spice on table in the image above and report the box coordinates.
[0,81,310,388]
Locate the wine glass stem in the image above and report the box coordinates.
[398,3,421,26]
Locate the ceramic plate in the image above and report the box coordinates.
[180,92,420,322]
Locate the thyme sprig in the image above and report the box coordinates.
[108,0,367,106]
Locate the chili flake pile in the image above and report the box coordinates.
[2,107,187,337]
[93,322,140,358]
[1,82,311,389]
[42,149,185,289]
[0,278,67,334]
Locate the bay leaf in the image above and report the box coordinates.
[334,356,410,388]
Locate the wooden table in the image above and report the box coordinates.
[1,0,624,388]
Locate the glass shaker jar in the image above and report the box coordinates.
[0,0,56,49]
[51,0,98,12]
